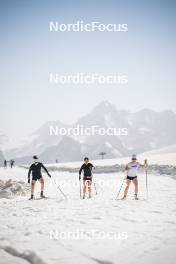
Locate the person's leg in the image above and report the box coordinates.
[122,179,131,199]
[30,180,36,199]
[39,177,45,197]
[83,180,87,198]
[87,180,92,198]
[132,178,138,199]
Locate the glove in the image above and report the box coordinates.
[144,160,148,168]
[79,175,81,181]
[48,173,51,178]
[28,178,30,184]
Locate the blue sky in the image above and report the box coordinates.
[0,0,176,138]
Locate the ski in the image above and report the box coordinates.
[28,196,50,200]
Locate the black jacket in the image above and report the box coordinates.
[79,163,94,176]
[28,162,49,178]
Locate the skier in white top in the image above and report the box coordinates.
[122,154,148,200]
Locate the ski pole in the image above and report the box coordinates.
[79,179,82,199]
[116,175,126,200]
[94,182,98,195]
[91,170,97,195]
[146,169,148,199]
[53,179,67,199]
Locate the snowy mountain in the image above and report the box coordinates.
[0,150,4,166]
[4,120,68,159]
[0,132,10,151]
[7,101,176,164]
[0,132,6,165]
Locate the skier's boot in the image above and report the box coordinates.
[40,191,46,198]
[83,194,86,199]
[88,193,92,199]
[121,195,127,200]
[29,194,34,200]
[134,193,139,200]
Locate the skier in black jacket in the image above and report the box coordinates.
[79,157,94,199]
[28,155,51,199]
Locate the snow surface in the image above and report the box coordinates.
[0,166,176,264]
[43,150,176,171]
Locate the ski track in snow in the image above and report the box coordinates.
[0,167,176,264]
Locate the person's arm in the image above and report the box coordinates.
[90,163,94,173]
[125,163,129,171]
[144,159,148,168]
[28,165,32,183]
[41,163,51,177]
[139,160,148,169]
[79,165,83,180]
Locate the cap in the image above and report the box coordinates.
[131,154,137,160]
